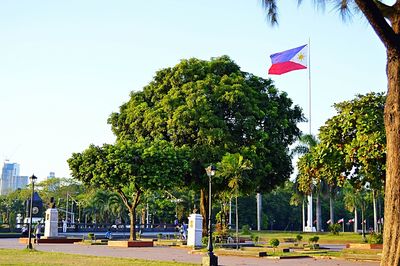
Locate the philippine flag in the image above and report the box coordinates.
[268,44,308,75]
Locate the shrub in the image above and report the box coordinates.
[241,224,251,235]
[296,234,303,242]
[87,233,95,240]
[308,236,319,249]
[269,238,280,253]
[328,223,341,235]
[250,233,259,244]
[202,236,208,246]
[308,236,319,243]
[368,232,383,244]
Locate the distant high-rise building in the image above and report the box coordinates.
[47,172,55,179]
[0,162,26,195]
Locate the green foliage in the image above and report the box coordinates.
[368,232,383,244]
[68,139,190,240]
[202,236,208,246]
[328,224,341,235]
[241,224,251,235]
[250,233,259,244]
[87,233,95,240]
[108,56,304,195]
[297,93,386,196]
[308,236,319,244]
[296,234,303,242]
[269,238,280,253]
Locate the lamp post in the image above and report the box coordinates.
[204,165,218,266]
[27,174,37,250]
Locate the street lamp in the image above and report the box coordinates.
[204,165,218,266]
[27,174,37,250]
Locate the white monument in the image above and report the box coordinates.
[187,213,202,248]
[16,213,23,229]
[44,208,59,238]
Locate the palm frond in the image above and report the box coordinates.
[261,0,278,25]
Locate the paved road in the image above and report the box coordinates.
[0,238,379,266]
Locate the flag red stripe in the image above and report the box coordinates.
[268,61,307,75]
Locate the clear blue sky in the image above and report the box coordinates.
[0,1,387,180]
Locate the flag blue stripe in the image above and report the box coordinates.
[270,44,307,64]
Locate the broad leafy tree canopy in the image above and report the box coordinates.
[108,56,304,192]
[297,93,386,193]
[68,140,189,194]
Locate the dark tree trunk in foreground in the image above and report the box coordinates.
[383,45,400,266]
[351,1,400,264]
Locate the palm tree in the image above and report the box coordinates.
[292,134,320,231]
[261,1,400,264]
[217,153,252,249]
[289,182,307,231]
[343,182,360,233]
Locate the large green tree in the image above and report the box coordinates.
[298,93,385,223]
[262,1,400,264]
[108,56,304,232]
[68,140,189,240]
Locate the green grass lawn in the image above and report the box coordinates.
[0,249,198,266]
[244,231,366,244]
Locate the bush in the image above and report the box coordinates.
[296,234,303,242]
[328,223,341,235]
[250,233,259,244]
[308,236,319,250]
[202,236,208,246]
[87,233,95,240]
[308,236,319,243]
[269,238,280,253]
[241,224,251,235]
[368,232,383,244]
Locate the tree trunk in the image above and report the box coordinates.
[229,197,232,227]
[129,208,136,241]
[235,194,239,250]
[382,45,400,266]
[256,193,262,231]
[316,194,322,232]
[361,205,366,241]
[372,189,378,232]
[302,199,305,231]
[200,188,208,235]
[329,194,334,225]
[354,208,358,233]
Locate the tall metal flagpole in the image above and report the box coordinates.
[306,38,314,232]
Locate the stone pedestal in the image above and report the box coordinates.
[44,208,58,238]
[304,226,316,232]
[187,213,202,248]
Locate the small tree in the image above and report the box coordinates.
[269,238,280,253]
[308,236,320,249]
[68,140,189,240]
[328,224,341,235]
[296,234,303,245]
[217,152,252,249]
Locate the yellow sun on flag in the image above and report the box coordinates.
[297,53,305,62]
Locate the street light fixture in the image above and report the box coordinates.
[27,174,37,250]
[204,165,218,266]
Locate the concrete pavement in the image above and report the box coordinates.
[0,238,379,266]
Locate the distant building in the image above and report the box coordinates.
[0,162,28,195]
[47,172,55,179]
